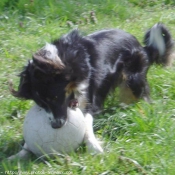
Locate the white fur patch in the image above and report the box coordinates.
[42,43,58,60]
[29,60,33,64]
[148,24,165,56]
[84,113,103,153]
[75,81,89,111]
[77,81,89,94]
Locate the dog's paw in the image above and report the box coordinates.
[7,151,31,161]
[85,137,103,153]
[7,143,31,161]
[7,155,17,161]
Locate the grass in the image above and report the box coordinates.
[1,0,175,174]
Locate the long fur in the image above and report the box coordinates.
[10,23,173,129]
[144,23,174,65]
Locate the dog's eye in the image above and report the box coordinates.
[53,96,58,101]
[46,98,51,102]
[46,96,58,102]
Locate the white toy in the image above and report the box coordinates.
[23,105,86,156]
[8,105,103,161]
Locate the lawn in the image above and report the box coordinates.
[0,0,175,174]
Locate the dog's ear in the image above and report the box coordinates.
[9,63,32,99]
[32,44,65,74]
[33,67,50,83]
[33,68,45,80]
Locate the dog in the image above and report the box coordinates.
[9,23,173,159]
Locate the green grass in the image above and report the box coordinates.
[1,0,175,174]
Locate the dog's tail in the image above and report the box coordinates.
[143,23,174,66]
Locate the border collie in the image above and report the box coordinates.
[9,23,173,157]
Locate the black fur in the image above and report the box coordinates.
[144,23,174,65]
[11,23,173,128]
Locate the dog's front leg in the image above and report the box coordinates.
[7,143,31,161]
[84,113,103,153]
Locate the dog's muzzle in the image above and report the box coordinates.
[49,99,79,129]
[51,118,66,128]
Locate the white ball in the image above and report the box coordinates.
[23,105,86,157]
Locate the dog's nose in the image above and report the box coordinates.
[51,118,66,129]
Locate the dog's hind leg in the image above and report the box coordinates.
[7,143,31,161]
[119,82,138,104]
[84,113,103,153]
[119,76,150,104]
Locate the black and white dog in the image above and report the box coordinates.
[9,23,173,158]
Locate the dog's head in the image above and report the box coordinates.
[11,31,90,128]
